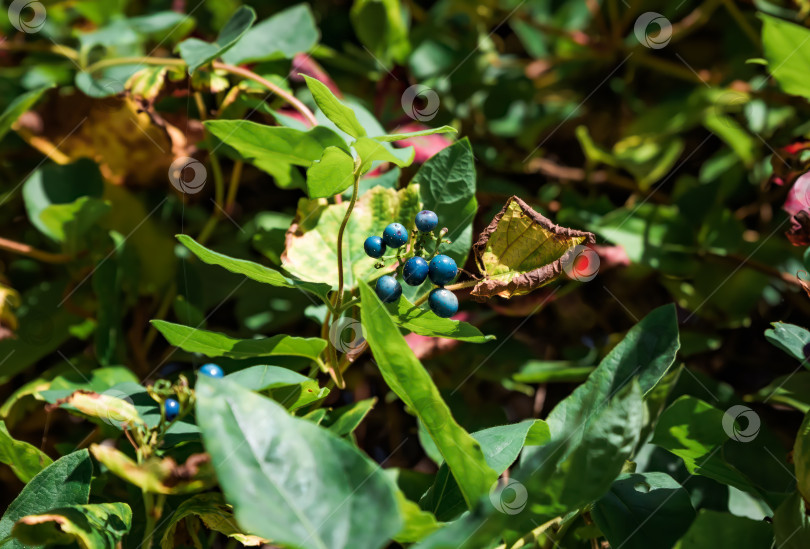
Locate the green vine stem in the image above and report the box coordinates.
[325,166,363,389]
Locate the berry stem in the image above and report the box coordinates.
[412,279,479,307]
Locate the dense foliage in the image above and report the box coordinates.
[2,0,810,548]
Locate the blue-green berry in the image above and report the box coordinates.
[375,275,402,303]
[364,236,386,258]
[415,210,438,232]
[199,363,223,378]
[403,256,429,286]
[428,254,458,286]
[382,223,409,248]
[165,398,180,421]
[428,288,458,318]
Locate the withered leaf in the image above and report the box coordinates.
[471,196,595,299]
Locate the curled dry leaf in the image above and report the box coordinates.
[89,444,216,494]
[471,196,596,299]
[48,390,144,427]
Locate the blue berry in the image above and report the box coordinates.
[199,363,224,378]
[428,254,458,286]
[382,223,409,248]
[364,236,386,258]
[428,288,458,318]
[403,256,429,286]
[375,275,402,303]
[415,210,439,232]
[165,398,180,421]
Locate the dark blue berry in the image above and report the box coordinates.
[428,288,458,318]
[415,210,439,232]
[364,236,386,258]
[428,254,457,286]
[375,275,402,303]
[199,363,224,378]
[165,398,180,421]
[382,223,408,248]
[403,256,429,286]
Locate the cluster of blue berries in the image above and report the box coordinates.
[363,210,460,318]
[164,363,223,421]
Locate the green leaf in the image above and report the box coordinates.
[421,420,549,521]
[748,372,810,413]
[177,6,257,73]
[222,4,319,65]
[302,75,367,138]
[393,491,442,544]
[0,86,52,142]
[674,509,773,549]
[523,304,679,467]
[524,380,644,515]
[11,503,131,549]
[373,126,457,142]
[22,159,106,244]
[0,450,92,549]
[513,360,594,383]
[225,365,329,412]
[323,398,377,437]
[160,493,267,549]
[354,136,414,174]
[387,296,494,343]
[196,376,402,549]
[306,146,356,198]
[177,234,332,303]
[282,184,420,288]
[0,421,52,483]
[350,0,410,65]
[592,472,695,549]
[151,320,327,362]
[773,490,810,549]
[204,119,347,188]
[39,197,111,254]
[359,280,498,508]
[651,396,794,507]
[759,13,810,99]
[407,140,476,300]
[765,322,810,364]
[471,195,595,299]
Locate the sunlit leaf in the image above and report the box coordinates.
[222,4,319,65]
[471,196,595,299]
[306,145,356,198]
[373,126,456,142]
[11,503,131,549]
[282,184,420,288]
[0,421,52,483]
[178,234,332,303]
[302,75,366,138]
[196,376,402,549]
[0,451,92,549]
[759,13,810,100]
[151,320,327,362]
[177,6,257,73]
[0,86,52,141]
[388,296,494,342]
[359,281,498,508]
